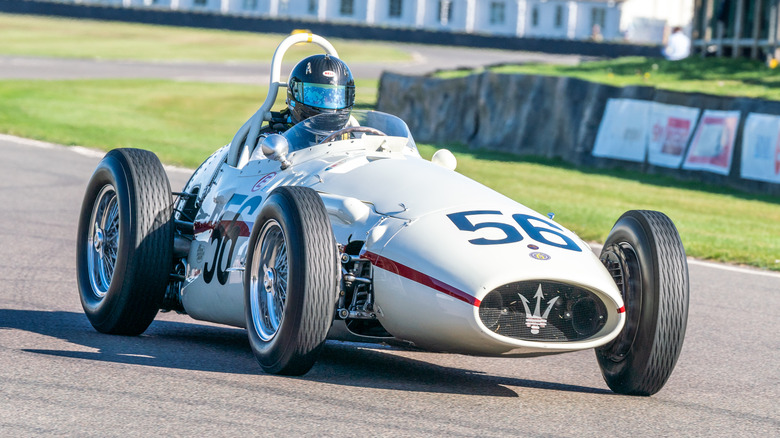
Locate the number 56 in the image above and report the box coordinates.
[446,210,581,252]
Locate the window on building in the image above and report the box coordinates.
[554,5,563,28]
[389,0,403,18]
[438,0,453,25]
[279,0,289,13]
[531,6,539,27]
[242,0,257,10]
[591,7,606,30]
[308,0,318,14]
[193,0,207,6]
[340,0,354,16]
[489,2,505,25]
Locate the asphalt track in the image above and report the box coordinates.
[1,135,778,436]
[0,43,778,436]
[0,43,582,83]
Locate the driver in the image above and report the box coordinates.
[262,54,355,135]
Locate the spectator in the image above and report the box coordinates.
[663,27,691,61]
[590,24,603,42]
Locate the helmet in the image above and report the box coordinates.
[286,54,355,129]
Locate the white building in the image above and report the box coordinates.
[620,0,694,43]
[71,0,636,41]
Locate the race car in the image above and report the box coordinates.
[76,33,689,396]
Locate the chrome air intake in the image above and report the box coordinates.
[479,281,608,342]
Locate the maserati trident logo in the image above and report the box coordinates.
[519,285,559,334]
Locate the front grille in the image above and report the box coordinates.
[479,281,608,342]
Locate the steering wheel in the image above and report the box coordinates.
[318,126,387,144]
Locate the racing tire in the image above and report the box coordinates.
[76,148,173,335]
[596,210,689,396]
[244,186,338,375]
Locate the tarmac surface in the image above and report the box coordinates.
[0,43,582,83]
[0,135,778,436]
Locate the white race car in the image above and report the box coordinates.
[77,34,689,396]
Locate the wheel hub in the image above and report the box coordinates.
[93,227,104,254]
[250,220,287,342]
[87,185,119,298]
[599,243,641,362]
[263,265,276,296]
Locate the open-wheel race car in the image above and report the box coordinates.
[77,34,689,396]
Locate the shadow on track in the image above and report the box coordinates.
[1,309,609,397]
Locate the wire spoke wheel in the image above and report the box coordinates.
[76,148,173,335]
[87,185,120,297]
[250,220,288,341]
[244,186,338,376]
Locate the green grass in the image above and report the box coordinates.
[438,56,780,101]
[0,13,410,63]
[0,78,378,167]
[0,78,777,270]
[417,144,780,271]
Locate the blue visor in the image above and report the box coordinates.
[300,83,348,110]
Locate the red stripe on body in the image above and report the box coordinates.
[362,251,481,307]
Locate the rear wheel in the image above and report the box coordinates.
[597,210,689,396]
[76,148,173,335]
[244,186,338,375]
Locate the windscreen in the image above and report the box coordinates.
[283,110,418,153]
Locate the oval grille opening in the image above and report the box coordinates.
[479,281,608,342]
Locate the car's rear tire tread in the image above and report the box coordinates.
[112,149,173,335]
[77,148,173,336]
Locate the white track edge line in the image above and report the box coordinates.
[588,243,780,279]
[0,133,192,174]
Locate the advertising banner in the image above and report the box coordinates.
[592,98,650,162]
[741,113,780,184]
[683,110,740,175]
[647,103,701,168]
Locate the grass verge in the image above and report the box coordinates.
[416,144,780,271]
[438,56,780,101]
[0,78,777,270]
[0,13,410,64]
[0,78,378,167]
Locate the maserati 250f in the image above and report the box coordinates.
[77,34,689,396]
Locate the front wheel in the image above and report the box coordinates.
[244,186,338,375]
[597,210,689,396]
[76,148,173,335]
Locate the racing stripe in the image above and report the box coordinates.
[362,251,481,307]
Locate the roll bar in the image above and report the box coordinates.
[226,33,339,167]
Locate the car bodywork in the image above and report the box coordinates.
[174,112,626,357]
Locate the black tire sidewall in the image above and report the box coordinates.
[76,148,172,335]
[244,191,308,370]
[598,213,660,382]
[76,152,136,331]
